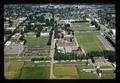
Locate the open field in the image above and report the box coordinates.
[20,61,50,79]
[54,64,78,78]
[4,34,11,41]
[4,34,11,38]
[76,64,98,79]
[4,60,50,79]
[24,36,49,46]
[100,65,113,68]
[54,63,95,79]
[71,22,96,31]
[100,70,116,79]
[76,63,115,79]
[19,66,50,79]
[5,61,24,79]
[4,54,17,57]
[78,70,98,79]
[76,32,105,53]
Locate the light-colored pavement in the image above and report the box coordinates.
[49,31,56,79]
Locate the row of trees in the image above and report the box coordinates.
[54,50,115,62]
[47,28,53,45]
[54,52,85,60]
[24,12,54,37]
[31,57,50,61]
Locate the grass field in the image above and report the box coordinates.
[5,61,50,79]
[76,64,115,79]
[4,34,11,41]
[4,54,17,57]
[100,66,113,68]
[76,32,105,53]
[71,22,95,31]
[100,70,116,79]
[76,64,98,79]
[19,66,50,79]
[24,36,49,46]
[78,70,98,79]
[5,61,24,79]
[54,65,78,78]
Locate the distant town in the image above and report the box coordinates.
[4,4,116,79]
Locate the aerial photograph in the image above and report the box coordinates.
[4,4,116,79]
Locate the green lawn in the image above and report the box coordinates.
[76,32,105,53]
[54,65,78,78]
[5,60,50,79]
[78,71,98,79]
[5,61,24,79]
[100,70,116,79]
[19,66,50,79]
[71,22,95,31]
[76,64,115,79]
[4,34,11,41]
[24,36,49,46]
[4,54,17,57]
[76,64,98,79]
[100,66,113,68]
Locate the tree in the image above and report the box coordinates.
[96,24,100,31]
[5,30,12,34]
[19,35,24,41]
[61,33,64,38]
[65,24,70,27]
[9,20,13,27]
[50,19,54,25]
[47,29,53,45]
[36,31,40,37]
[72,31,74,36]
[91,20,96,25]
[46,19,50,25]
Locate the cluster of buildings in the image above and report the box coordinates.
[4,33,24,55]
[4,9,27,55]
[4,17,27,32]
[92,56,111,66]
[55,28,84,55]
[23,26,52,37]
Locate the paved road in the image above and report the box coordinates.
[49,31,56,79]
[97,35,114,51]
